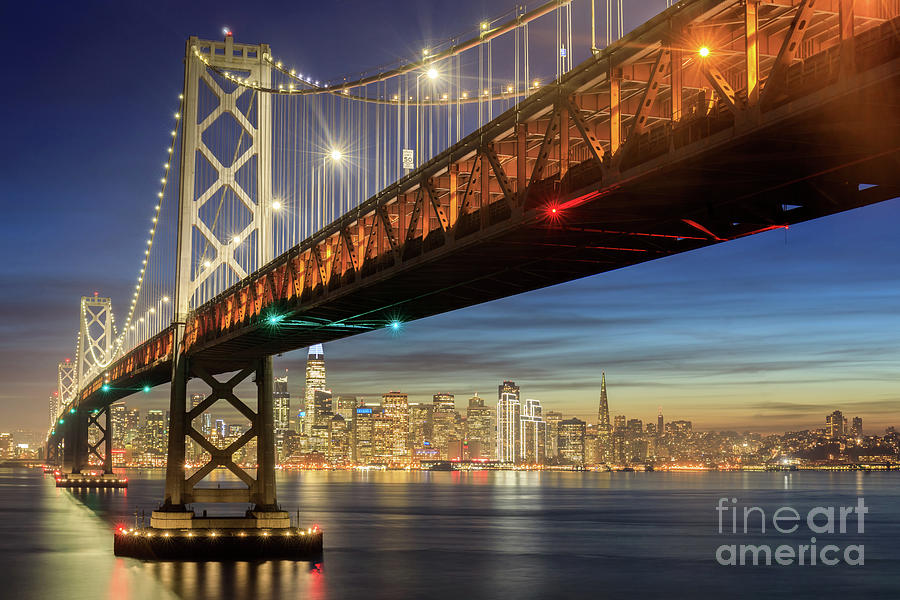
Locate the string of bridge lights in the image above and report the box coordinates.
[113,96,183,355]
[194,45,540,105]
[192,2,555,105]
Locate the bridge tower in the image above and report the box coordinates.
[57,359,76,415]
[47,359,76,466]
[154,35,287,529]
[76,295,115,388]
[62,296,117,474]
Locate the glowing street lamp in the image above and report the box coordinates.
[426,67,439,80]
[698,46,710,58]
[329,149,343,162]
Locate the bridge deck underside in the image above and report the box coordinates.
[194,65,898,372]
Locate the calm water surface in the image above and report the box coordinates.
[1,468,898,600]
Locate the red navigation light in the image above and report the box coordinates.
[93,291,99,296]
[64,358,70,363]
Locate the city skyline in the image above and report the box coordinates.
[3,0,899,434]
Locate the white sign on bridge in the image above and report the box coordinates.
[402,148,414,170]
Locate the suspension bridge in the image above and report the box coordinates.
[43,0,899,559]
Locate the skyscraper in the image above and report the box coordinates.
[612,414,626,463]
[465,395,494,459]
[145,409,167,455]
[328,414,351,464]
[274,371,291,431]
[189,393,205,461]
[303,344,326,435]
[314,389,334,426]
[597,372,611,462]
[851,416,863,438]
[496,381,521,463]
[409,402,433,450]
[657,407,664,440]
[334,396,358,422]
[558,417,586,467]
[372,412,395,464]
[544,410,563,458]
[353,406,376,464]
[110,401,126,449]
[274,371,291,461]
[432,393,456,459]
[520,398,546,464]
[826,410,845,438]
[382,392,410,463]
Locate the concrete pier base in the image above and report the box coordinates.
[113,526,323,561]
[55,473,127,488]
[149,509,291,529]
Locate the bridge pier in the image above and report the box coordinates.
[120,354,320,560]
[62,407,88,474]
[55,404,124,488]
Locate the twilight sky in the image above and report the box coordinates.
[1,0,898,434]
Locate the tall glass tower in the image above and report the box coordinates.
[303,345,326,435]
[496,381,521,463]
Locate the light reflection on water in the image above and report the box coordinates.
[2,468,899,600]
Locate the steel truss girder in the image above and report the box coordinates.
[57,360,77,409]
[761,0,817,106]
[86,407,113,473]
[164,357,277,508]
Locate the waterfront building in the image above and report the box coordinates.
[371,413,395,464]
[123,407,141,452]
[558,417,586,467]
[585,429,601,466]
[188,393,205,461]
[612,415,626,463]
[110,401,126,448]
[465,395,494,459]
[496,381,521,463]
[544,410,563,458]
[409,402,433,450]
[520,398,546,464]
[328,414,351,464]
[432,393,456,459]
[145,409,167,455]
[353,406,376,464]
[309,424,330,455]
[382,392,410,463]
